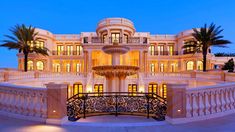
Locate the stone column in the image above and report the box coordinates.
[166,84,187,124]
[139,50,143,72]
[88,50,92,72]
[45,83,68,125]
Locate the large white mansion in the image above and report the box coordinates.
[16,18,229,98]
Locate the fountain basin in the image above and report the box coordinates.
[102,45,130,55]
[92,65,139,77]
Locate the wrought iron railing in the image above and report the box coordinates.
[67,92,167,121]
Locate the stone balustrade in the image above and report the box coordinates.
[0,83,47,121]
[186,83,235,119]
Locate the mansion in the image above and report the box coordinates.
[16,18,224,98]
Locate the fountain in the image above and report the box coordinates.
[92,40,139,92]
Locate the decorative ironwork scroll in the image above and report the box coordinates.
[67,92,167,121]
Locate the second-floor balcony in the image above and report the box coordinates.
[149,51,179,56]
[51,51,83,56]
[88,37,148,44]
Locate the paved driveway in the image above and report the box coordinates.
[0,114,235,132]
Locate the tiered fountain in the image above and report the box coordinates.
[92,40,139,92]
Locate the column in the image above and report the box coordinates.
[45,83,68,125]
[139,50,143,72]
[166,84,187,124]
[88,50,92,72]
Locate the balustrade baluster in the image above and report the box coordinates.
[226,89,231,110]
[192,93,198,117]
[198,93,204,116]
[215,91,221,112]
[210,91,216,114]
[204,92,210,115]
[186,94,192,117]
[221,90,226,111]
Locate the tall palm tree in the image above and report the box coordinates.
[182,23,231,72]
[0,24,49,72]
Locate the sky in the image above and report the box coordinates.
[0,0,234,68]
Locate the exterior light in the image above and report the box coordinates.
[86,84,92,93]
[53,110,56,113]
[139,85,145,92]
[177,109,181,112]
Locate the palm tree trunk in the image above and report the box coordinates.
[203,54,207,72]
[24,53,28,72]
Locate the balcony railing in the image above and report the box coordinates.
[88,37,147,44]
[51,51,83,56]
[149,51,179,56]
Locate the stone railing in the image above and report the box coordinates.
[166,83,235,124]
[0,71,85,82]
[185,83,235,121]
[146,72,191,78]
[0,83,47,121]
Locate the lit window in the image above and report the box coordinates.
[27,61,33,70]
[197,61,203,70]
[168,45,173,55]
[57,45,64,55]
[94,84,103,96]
[128,84,137,96]
[148,83,158,97]
[111,33,120,43]
[171,64,175,72]
[36,61,44,71]
[66,64,71,72]
[160,64,164,72]
[76,45,83,55]
[149,45,155,55]
[158,45,164,55]
[73,84,83,97]
[53,63,60,72]
[67,45,73,55]
[186,61,194,70]
[150,63,155,75]
[162,84,167,99]
[76,63,81,73]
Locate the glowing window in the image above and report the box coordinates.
[36,61,44,71]
[148,83,158,97]
[186,61,194,71]
[168,45,173,55]
[150,63,155,73]
[67,45,73,55]
[53,64,60,72]
[128,84,137,96]
[94,84,103,96]
[73,84,83,97]
[76,45,83,55]
[162,84,167,99]
[66,64,70,72]
[27,61,33,70]
[160,64,164,72]
[76,63,82,73]
[197,61,203,70]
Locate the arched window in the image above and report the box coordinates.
[148,83,158,97]
[27,61,33,70]
[186,61,194,71]
[53,63,60,72]
[160,64,164,72]
[36,61,44,71]
[197,61,203,70]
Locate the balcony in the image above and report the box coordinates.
[88,37,147,44]
[149,51,179,56]
[51,51,83,56]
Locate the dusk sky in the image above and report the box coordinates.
[0,0,234,68]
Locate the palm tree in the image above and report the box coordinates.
[0,24,49,72]
[182,23,231,72]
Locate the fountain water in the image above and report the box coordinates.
[92,40,139,92]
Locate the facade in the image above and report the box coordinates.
[17,18,221,98]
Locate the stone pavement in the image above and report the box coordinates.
[0,114,235,132]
